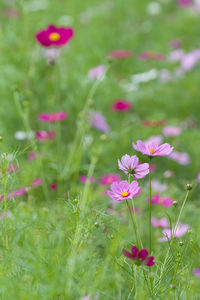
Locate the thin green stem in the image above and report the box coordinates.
[126,200,139,246]
[148,159,152,254]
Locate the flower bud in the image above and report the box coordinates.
[100,134,107,141]
[0,136,3,142]
[186,184,192,191]
[179,241,184,246]
[172,200,178,207]
[94,222,99,227]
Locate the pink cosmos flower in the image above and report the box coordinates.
[151,217,169,228]
[197,173,200,183]
[107,180,141,202]
[36,130,56,140]
[132,140,173,157]
[35,25,74,48]
[118,155,149,179]
[79,176,96,184]
[88,110,110,132]
[122,245,155,267]
[164,170,173,178]
[181,49,200,71]
[169,151,190,165]
[108,50,132,58]
[88,65,105,79]
[32,178,42,186]
[178,0,192,7]
[111,99,132,111]
[193,268,200,277]
[147,194,173,207]
[163,126,182,137]
[138,51,165,60]
[158,223,189,242]
[50,183,57,190]
[169,49,185,62]
[38,111,67,122]
[100,174,120,185]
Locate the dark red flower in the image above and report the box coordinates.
[108,50,132,58]
[122,245,155,267]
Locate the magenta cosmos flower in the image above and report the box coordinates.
[132,140,173,157]
[122,245,155,267]
[111,99,132,111]
[36,25,74,48]
[108,50,132,58]
[38,111,67,122]
[118,154,149,179]
[107,180,141,202]
[79,176,96,184]
[100,174,120,185]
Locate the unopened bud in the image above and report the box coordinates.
[179,241,184,246]
[172,200,178,207]
[186,184,192,191]
[0,136,3,142]
[94,222,99,227]
[170,284,176,290]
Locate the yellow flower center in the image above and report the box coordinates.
[49,32,60,42]
[149,148,155,154]
[121,192,129,197]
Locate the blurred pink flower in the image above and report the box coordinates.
[151,180,167,192]
[181,49,200,71]
[159,69,172,83]
[50,183,57,190]
[32,178,42,186]
[107,180,141,202]
[88,110,110,132]
[36,130,56,140]
[108,50,132,58]
[118,154,149,179]
[36,24,74,47]
[158,223,189,242]
[100,174,120,185]
[133,140,173,157]
[122,245,155,267]
[169,151,190,165]
[38,111,67,122]
[197,173,200,182]
[138,51,165,60]
[147,194,173,207]
[169,49,185,62]
[0,187,28,201]
[79,176,96,184]
[88,65,105,79]
[163,126,182,137]
[111,99,132,111]
[28,152,36,161]
[178,0,192,7]
[164,170,173,178]
[151,217,169,228]
[193,268,200,277]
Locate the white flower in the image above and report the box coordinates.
[147,2,162,15]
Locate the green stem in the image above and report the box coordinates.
[148,159,152,254]
[126,200,139,246]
